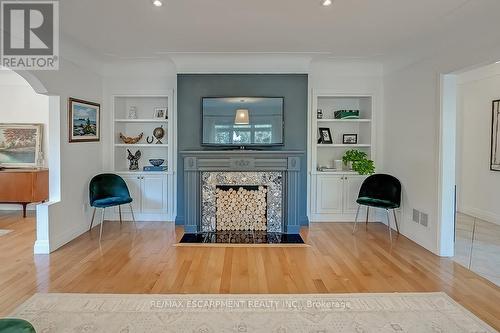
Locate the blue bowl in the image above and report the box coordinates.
[149,159,165,167]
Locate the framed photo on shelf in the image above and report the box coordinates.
[154,107,168,120]
[69,98,100,143]
[343,134,358,145]
[491,99,500,171]
[318,128,333,144]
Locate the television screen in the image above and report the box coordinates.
[202,97,284,146]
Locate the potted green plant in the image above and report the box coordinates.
[342,149,375,175]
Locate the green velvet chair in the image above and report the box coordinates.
[89,173,136,241]
[0,319,36,333]
[352,174,401,239]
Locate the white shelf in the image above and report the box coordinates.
[317,144,371,148]
[114,170,170,175]
[115,119,168,123]
[114,144,168,148]
[312,170,360,175]
[317,119,371,123]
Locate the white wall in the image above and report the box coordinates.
[383,44,500,255]
[0,70,50,211]
[457,63,500,225]
[23,55,104,253]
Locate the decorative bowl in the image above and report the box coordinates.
[149,159,165,167]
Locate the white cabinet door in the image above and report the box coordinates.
[141,175,166,213]
[316,175,343,214]
[343,176,366,214]
[120,175,142,212]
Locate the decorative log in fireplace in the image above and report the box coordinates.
[215,185,268,231]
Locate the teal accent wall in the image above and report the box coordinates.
[176,74,309,227]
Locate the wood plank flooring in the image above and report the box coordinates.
[1,212,500,330]
[454,212,500,286]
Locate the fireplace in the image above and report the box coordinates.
[181,151,304,234]
[202,171,282,232]
[215,185,268,231]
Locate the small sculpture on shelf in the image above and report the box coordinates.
[146,125,165,144]
[120,132,143,144]
[127,149,141,171]
[128,106,138,119]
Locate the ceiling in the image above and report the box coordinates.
[59,0,500,63]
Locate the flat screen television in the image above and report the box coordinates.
[202,97,284,147]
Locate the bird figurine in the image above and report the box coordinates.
[119,132,143,144]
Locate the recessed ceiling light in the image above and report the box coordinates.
[152,0,163,7]
[496,61,500,64]
[322,0,332,6]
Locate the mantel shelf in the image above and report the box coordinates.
[115,119,168,123]
[317,144,371,148]
[114,144,168,148]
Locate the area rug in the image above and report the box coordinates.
[10,293,496,332]
[0,229,12,237]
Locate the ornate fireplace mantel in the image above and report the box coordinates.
[181,150,304,234]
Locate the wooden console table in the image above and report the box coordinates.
[0,168,49,217]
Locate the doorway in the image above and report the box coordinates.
[0,68,61,254]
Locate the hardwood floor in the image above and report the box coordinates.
[1,212,500,330]
[454,212,500,286]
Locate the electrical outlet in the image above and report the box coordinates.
[420,213,428,227]
[412,209,420,223]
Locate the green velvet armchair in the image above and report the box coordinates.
[352,174,401,239]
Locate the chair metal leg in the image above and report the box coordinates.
[393,209,400,234]
[99,208,105,242]
[386,209,392,241]
[118,205,122,225]
[89,207,96,231]
[129,203,137,229]
[352,205,361,234]
[365,206,370,230]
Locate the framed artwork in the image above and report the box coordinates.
[0,124,43,167]
[69,98,100,143]
[154,107,168,119]
[318,127,333,144]
[491,100,500,171]
[343,134,358,144]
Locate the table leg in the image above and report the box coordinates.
[22,203,27,218]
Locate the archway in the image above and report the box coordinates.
[0,68,61,254]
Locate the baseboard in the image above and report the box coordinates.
[184,225,197,233]
[106,212,173,222]
[0,206,36,211]
[33,240,50,254]
[50,223,89,253]
[300,216,309,226]
[175,216,185,225]
[460,207,500,226]
[286,225,301,234]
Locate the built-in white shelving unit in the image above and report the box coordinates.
[110,93,175,221]
[309,91,377,222]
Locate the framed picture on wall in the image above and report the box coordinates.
[491,99,500,171]
[69,98,100,143]
[318,128,333,144]
[0,124,43,167]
